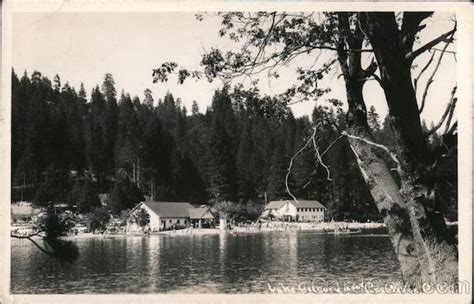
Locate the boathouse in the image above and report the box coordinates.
[126,201,215,232]
[262,199,326,222]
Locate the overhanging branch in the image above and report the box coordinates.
[406,22,456,61]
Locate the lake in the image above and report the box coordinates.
[11,231,402,293]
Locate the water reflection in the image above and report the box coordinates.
[11,231,402,294]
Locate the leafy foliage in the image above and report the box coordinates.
[89,206,111,233]
[134,208,151,228]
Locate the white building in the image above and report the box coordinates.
[262,200,326,222]
[126,201,214,232]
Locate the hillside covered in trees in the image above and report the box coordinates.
[11,69,453,222]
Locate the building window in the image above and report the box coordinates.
[169,220,172,223]
[177,219,180,224]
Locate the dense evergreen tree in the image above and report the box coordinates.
[34,165,70,207]
[367,105,381,135]
[11,70,417,221]
[143,88,154,107]
[102,74,119,178]
[115,92,141,180]
[85,86,108,187]
[108,175,144,215]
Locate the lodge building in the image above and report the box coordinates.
[126,201,215,232]
[262,199,326,222]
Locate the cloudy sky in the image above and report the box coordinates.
[12,12,456,124]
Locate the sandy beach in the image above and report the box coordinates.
[98,221,385,237]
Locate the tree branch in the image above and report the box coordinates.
[414,50,436,94]
[445,121,457,136]
[311,130,332,181]
[342,131,403,177]
[443,94,457,135]
[320,134,345,158]
[10,230,42,239]
[11,232,54,256]
[431,48,456,54]
[401,12,433,51]
[424,86,457,137]
[406,22,456,61]
[348,144,370,184]
[418,33,455,113]
[285,124,343,201]
[361,57,378,79]
[285,126,316,202]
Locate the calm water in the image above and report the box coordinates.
[11,231,401,293]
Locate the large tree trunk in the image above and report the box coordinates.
[335,12,458,289]
[346,128,423,288]
[361,12,458,286]
[346,126,457,288]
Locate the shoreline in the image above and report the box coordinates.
[13,220,458,240]
[56,221,387,239]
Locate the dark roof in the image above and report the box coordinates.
[188,207,214,220]
[138,201,215,220]
[264,200,287,210]
[142,201,194,218]
[292,200,326,209]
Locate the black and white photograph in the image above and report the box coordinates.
[1,1,472,303]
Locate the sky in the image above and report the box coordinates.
[12,12,456,124]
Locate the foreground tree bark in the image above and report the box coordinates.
[337,12,457,288]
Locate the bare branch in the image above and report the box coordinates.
[445,121,457,136]
[311,131,332,181]
[424,86,457,137]
[431,48,456,54]
[348,144,370,184]
[285,127,315,202]
[414,50,436,93]
[320,135,345,158]
[250,12,280,72]
[418,32,455,113]
[443,94,457,135]
[11,232,54,256]
[406,22,456,61]
[285,125,343,201]
[10,230,42,239]
[342,131,403,177]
